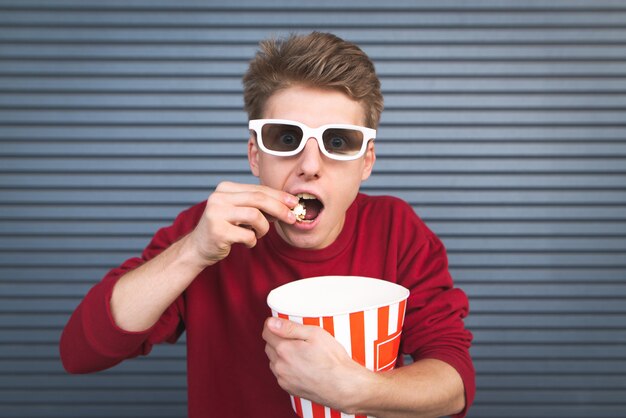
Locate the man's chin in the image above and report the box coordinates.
[275,212,345,250]
[275,220,327,250]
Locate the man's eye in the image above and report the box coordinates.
[280,133,298,145]
[329,136,346,149]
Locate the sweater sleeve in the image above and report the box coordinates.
[396,208,475,418]
[59,203,204,374]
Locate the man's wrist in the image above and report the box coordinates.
[175,234,213,272]
[338,365,383,415]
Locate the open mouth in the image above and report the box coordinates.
[293,193,324,222]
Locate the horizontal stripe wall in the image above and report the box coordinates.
[1,1,625,417]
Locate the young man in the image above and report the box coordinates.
[60,32,475,418]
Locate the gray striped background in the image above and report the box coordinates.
[1,1,625,417]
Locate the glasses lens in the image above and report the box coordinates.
[261,123,303,152]
[322,128,364,156]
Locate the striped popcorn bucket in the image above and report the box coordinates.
[267,276,409,418]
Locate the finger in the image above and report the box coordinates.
[216,182,299,208]
[264,343,277,363]
[262,318,283,346]
[227,207,271,239]
[222,222,258,249]
[245,192,298,225]
[215,182,299,224]
[215,189,296,225]
[266,317,316,341]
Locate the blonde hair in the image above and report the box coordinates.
[243,32,383,129]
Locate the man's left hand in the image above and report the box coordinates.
[262,316,371,412]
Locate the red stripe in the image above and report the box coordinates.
[397,299,407,330]
[324,316,342,418]
[294,396,303,417]
[377,305,389,339]
[278,313,303,416]
[303,317,328,418]
[349,311,366,366]
[302,317,324,418]
[311,401,325,418]
[301,318,326,418]
[293,396,303,417]
[322,316,335,336]
[303,317,320,327]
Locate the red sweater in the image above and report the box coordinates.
[60,193,474,417]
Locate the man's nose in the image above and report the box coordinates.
[297,137,323,178]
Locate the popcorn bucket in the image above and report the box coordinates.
[267,276,410,418]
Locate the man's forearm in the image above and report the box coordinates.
[346,358,465,418]
[110,234,206,332]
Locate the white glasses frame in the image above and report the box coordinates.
[249,119,376,161]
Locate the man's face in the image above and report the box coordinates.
[248,85,376,250]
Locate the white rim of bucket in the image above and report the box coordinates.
[267,275,410,317]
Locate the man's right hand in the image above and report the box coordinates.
[110,181,298,332]
[186,181,299,267]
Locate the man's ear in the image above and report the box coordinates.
[248,135,260,177]
[361,141,376,181]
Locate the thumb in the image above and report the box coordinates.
[266,317,313,340]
